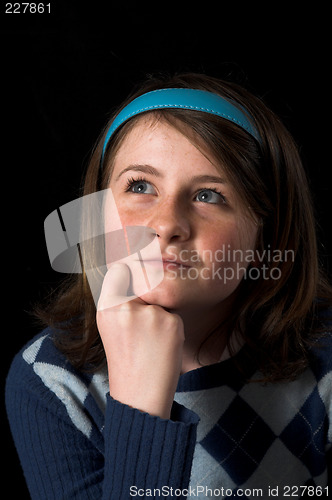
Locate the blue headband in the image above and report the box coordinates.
[101,88,261,161]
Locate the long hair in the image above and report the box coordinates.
[36,72,332,381]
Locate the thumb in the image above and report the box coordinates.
[97,263,133,311]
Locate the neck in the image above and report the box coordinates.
[171,302,232,374]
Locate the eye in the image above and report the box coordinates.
[195,189,226,205]
[125,177,155,194]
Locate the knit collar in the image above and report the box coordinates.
[176,344,258,393]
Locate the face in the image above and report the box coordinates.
[107,116,258,318]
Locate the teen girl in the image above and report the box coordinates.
[6,73,332,499]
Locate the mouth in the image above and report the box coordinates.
[160,253,192,269]
[162,258,191,268]
[136,256,192,269]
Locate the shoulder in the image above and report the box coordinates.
[306,306,332,377]
[7,328,71,381]
[306,328,332,425]
[309,329,332,380]
[6,328,83,401]
[6,329,109,435]
[6,327,108,393]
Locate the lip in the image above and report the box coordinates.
[161,254,192,268]
[136,255,192,268]
[162,259,191,268]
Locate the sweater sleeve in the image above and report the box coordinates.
[104,396,199,499]
[5,348,199,500]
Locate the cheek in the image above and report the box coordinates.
[103,189,126,233]
[199,222,241,261]
[199,219,257,276]
[104,195,143,233]
[111,196,147,228]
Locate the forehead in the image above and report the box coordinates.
[106,115,258,221]
[111,115,224,177]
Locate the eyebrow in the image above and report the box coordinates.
[192,174,226,184]
[115,164,226,184]
[115,164,163,181]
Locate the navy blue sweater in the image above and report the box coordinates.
[5,328,332,499]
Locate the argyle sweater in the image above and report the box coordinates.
[5,328,332,499]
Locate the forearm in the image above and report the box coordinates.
[103,396,199,499]
[7,373,198,500]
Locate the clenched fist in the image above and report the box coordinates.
[96,263,184,419]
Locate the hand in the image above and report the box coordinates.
[96,263,184,419]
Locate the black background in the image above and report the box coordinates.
[2,3,331,495]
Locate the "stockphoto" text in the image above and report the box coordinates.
[129,485,329,497]
[163,244,294,282]
[129,485,264,497]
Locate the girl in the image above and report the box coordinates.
[6,73,332,499]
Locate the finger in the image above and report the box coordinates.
[104,262,131,296]
[97,263,133,310]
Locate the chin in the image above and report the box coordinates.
[138,284,214,313]
[138,284,188,310]
[139,291,177,309]
[137,277,240,314]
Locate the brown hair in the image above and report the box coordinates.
[36,72,332,381]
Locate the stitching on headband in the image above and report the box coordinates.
[101,88,262,163]
[114,104,253,134]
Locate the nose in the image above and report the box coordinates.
[147,197,191,243]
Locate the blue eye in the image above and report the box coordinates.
[196,189,226,204]
[126,177,155,194]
